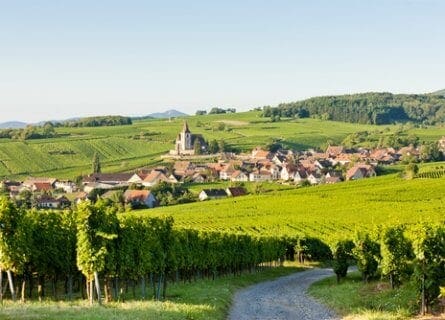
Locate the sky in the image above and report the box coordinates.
[0,0,444,123]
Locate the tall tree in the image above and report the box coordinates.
[380,225,413,289]
[76,200,117,304]
[92,152,101,174]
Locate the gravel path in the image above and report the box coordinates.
[227,268,338,320]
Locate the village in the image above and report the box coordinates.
[1,121,444,210]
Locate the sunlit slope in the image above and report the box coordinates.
[0,111,443,178]
[147,174,445,241]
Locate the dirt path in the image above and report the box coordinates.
[227,268,338,320]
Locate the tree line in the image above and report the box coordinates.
[0,116,132,141]
[262,92,445,125]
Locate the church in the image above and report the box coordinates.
[170,121,207,156]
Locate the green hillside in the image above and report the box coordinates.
[146,171,445,242]
[0,111,444,179]
[264,92,445,124]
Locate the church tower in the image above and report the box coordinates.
[181,121,192,151]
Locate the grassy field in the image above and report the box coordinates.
[309,272,419,320]
[1,111,444,179]
[0,263,305,320]
[146,169,445,242]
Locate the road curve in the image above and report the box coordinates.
[227,268,338,320]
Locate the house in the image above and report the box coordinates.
[36,195,71,209]
[226,187,247,197]
[83,182,116,194]
[280,164,297,181]
[73,191,89,204]
[23,177,57,192]
[251,147,271,160]
[219,165,236,180]
[142,171,169,187]
[54,180,77,193]
[293,168,308,183]
[346,164,377,181]
[82,173,133,186]
[123,190,156,208]
[307,172,323,185]
[249,169,272,182]
[191,172,207,183]
[173,161,195,177]
[325,145,345,157]
[128,172,149,184]
[199,189,228,201]
[230,170,249,182]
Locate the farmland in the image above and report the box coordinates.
[147,171,445,242]
[1,111,444,179]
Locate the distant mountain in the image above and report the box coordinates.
[147,109,188,119]
[432,89,445,96]
[0,121,28,129]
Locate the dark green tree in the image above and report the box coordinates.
[92,152,101,174]
[380,225,413,288]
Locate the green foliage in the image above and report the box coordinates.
[380,225,413,288]
[63,115,132,127]
[411,224,445,314]
[0,197,27,272]
[151,182,195,206]
[76,200,118,279]
[405,163,419,179]
[91,152,101,174]
[263,92,445,125]
[352,232,380,282]
[331,240,355,283]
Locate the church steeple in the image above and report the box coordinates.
[182,121,191,134]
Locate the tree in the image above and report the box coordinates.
[380,225,413,289]
[209,139,219,154]
[218,140,227,153]
[76,200,117,304]
[195,110,207,115]
[411,224,445,315]
[193,139,202,155]
[0,197,25,301]
[405,163,419,179]
[331,240,355,283]
[92,152,101,174]
[353,232,380,282]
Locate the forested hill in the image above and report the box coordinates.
[262,92,445,125]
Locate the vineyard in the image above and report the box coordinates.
[148,172,445,242]
[1,111,444,179]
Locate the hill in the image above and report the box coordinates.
[147,170,445,242]
[0,111,443,179]
[263,92,445,125]
[0,121,27,129]
[147,109,188,118]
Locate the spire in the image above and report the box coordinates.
[182,121,191,134]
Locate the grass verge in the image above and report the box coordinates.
[308,272,420,320]
[0,263,306,320]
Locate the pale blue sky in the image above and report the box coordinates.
[0,0,444,123]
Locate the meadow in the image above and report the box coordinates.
[1,111,443,179]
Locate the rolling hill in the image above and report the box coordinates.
[146,169,445,242]
[0,110,443,179]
